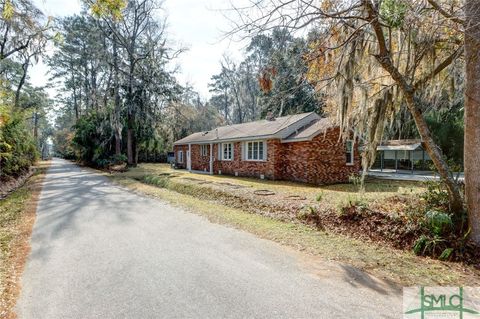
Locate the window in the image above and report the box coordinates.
[200,145,208,157]
[345,140,354,165]
[222,143,233,160]
[178,150,183,163]
[246,141,266,161]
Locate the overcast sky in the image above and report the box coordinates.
[31,0,246,99]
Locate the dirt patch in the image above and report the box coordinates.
[0,161,49,319]
[0,169,35,200]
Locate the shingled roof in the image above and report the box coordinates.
[282,118,334,142]
[174,112,336,145]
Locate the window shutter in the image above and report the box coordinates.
[218,143,222,160]
[263,141,267,160]
[241,142,245,160]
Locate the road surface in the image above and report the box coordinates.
[16,158,402,318]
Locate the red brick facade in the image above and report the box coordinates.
[174,127,360,185]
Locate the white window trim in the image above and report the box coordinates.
[346,140,354,166]
[200,145,208,157]
[221,143,234,161]
[244,140,267,162]
[178,150,184,163]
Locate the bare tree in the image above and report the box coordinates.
[226,0,465,215]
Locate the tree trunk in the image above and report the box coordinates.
[33,111,38,143]
[126,113,136,166]
[464,0,480,244]
[115,131,122,156]
[363,0,464,215]
[14,56,30,107]
[375,54,464,214]
[112,33,122,156]
[127,127,134,165]
[404,93,464,214]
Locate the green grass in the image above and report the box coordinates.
[110,175,480,287]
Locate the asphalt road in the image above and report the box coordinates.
[16,158,402,318]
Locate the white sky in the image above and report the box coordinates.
[30,0,246,100]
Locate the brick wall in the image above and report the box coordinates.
[278,127,361,184]
[190,144,211,172]
[173,127,360,184]
[174,145,188,169]
[212,141,277,179]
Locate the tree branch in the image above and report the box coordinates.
[427,0,465,26]
[414,46,463,90]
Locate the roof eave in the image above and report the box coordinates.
[174,134,278,145]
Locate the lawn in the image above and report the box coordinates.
[117,163,425,210]
[107,163,480,285]
[0,161,49,318]
[108,168,480,287]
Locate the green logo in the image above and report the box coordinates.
[405,287,480,319]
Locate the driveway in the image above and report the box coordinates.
[16,158,402,318]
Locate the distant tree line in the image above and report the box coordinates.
[0,0,52,180]
[51,0,223,167]
[207,28,320,124]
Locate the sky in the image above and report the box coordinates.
[31,0,246,100]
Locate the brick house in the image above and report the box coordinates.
[173,112,360,185]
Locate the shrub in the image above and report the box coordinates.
[297,205,317,220]
[297,205,323,229]
[0,112,38,178]
[53,128,75,159]
[424,210,453,236]
[421,181,450,210]
[337,195,367,217]
[111,154,127,165]
[413,234,447,257]
[72,112,116,167]
[348,173,362,191]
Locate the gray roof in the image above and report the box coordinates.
[283,118,334,142]
[377,139,424,151]
[174,112,330,145]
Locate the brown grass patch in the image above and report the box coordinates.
[0,161,50,319]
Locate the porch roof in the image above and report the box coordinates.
[377,139,424,151]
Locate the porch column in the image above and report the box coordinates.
[411,150,414,174]
[422,149,425,170]
[380,151,384,172]
[188,144,192,172]
[395,150,398,172]
[209,143,213,175]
